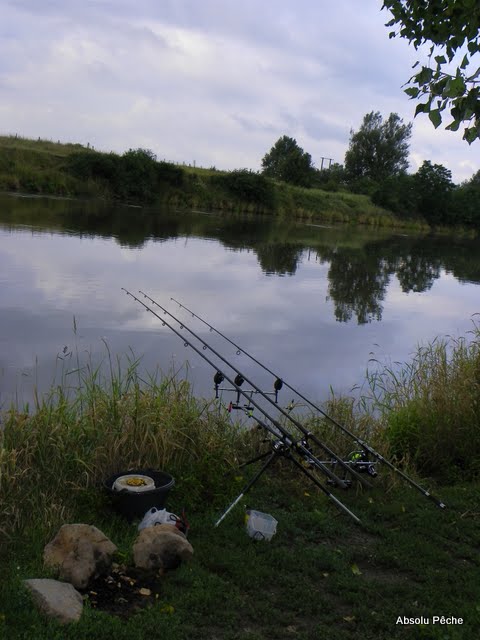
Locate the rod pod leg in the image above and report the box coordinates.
[214,450,278,527]
[288,454,361,525]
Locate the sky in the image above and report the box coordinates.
[1,0,479,184]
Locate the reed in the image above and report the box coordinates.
[363,322,480,482]
[2,319,479,546]
[0,346,248,542]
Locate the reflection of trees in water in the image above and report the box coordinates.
[319,232,480,323]
[255,244,303,276]
[319,238,456,324]
[325,248,390,323]
[3,196,480,322]
[394,254,441,293]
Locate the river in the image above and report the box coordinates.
[1,193,479,412]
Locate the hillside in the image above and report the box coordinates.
[0,135,415,228]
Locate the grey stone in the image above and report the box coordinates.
[24,579,83,624]
[133,524,193,571]
[44,523,117,589]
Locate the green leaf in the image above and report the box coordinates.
[405,87,420,98]
[415,67,434,85]
[461,54,469,70]
[434,55,446,65]
[468,41,479,55]
[445,120,461,132]
[445,76,466,98]
[464,127,479,144]
[414,102,431,116]
[429,109,442,128]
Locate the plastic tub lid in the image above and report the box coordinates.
[113,474,155,493]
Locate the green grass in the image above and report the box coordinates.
[1,328,480,638]
[0,134,89,156]
[362,324,480,482]
[1,479,479,640]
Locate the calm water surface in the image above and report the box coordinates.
[1,194,480,411]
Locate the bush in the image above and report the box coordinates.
[66,150,122,183]
[66,150,185,203]
[212,169,275,209]
[157,161,184,187]
[348,176,379,196]
[372,174,418,217]
[120,148,158,202]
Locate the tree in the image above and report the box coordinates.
[383,0,480,143]
[372,173,418,217]
[121,148,159,202]
[311,163,347,191]
[414,160,454,224]
[261,136,315,187]
[344,111,412,185]
[451,169,480,225]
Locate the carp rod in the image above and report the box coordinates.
[137,290,371,491]
[121,288,362,523]
[170,297,446,511]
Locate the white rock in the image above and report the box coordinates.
[24,579,83,624]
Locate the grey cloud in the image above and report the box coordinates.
[302,114,350,145]
[1,0,478,182]
[230,114,278,134]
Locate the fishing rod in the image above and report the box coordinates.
[170,297,446,510]
[138,290,371,490]
[121,288,361,523]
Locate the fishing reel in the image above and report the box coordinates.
[348,451,378,477]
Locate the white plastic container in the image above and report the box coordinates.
[113,474,155,493]
[245,509,278,541]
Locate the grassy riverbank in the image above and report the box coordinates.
[0,135,426,229]
[1,329,480,638]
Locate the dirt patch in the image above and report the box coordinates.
[79,563,163,618]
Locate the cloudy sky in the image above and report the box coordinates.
[2,0,478,183]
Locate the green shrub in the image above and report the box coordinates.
[212,169,275,209]
[157,161,184,187]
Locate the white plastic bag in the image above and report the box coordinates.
[137,507,180,531]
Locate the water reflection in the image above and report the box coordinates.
[1,194,479,408]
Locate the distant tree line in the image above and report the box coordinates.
[260,111,480,228]
[63,119,479,227]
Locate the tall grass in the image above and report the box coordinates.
[2,321,480,548]
[0,347,248,543]
[362,322,480,482]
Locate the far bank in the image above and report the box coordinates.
[0,134,474,235]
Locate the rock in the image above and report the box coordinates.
[44,524,117,589]
[24,579,83,624]
[133,524,193,571]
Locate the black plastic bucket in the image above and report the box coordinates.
[103,468,175,520]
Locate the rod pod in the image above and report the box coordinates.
[170,297,446,510]
[140,291,371,490]
[122,288,362,524]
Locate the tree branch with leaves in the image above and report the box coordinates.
[383,0,480,143]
